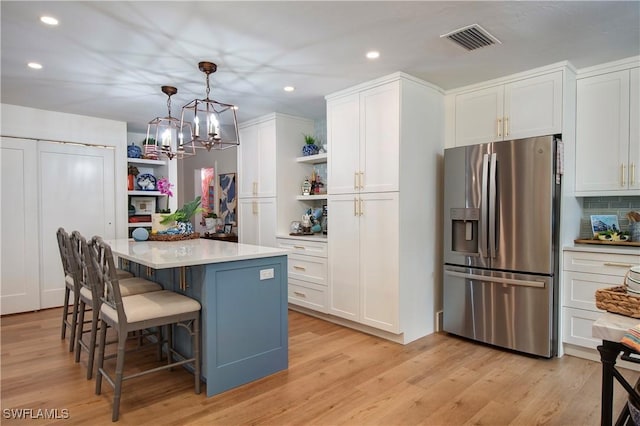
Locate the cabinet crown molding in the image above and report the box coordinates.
[325,71,444,100]
[446,60,575,95]
[239,112,314,129]
[576,56,640,79]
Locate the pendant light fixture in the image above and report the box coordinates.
[180,61,240,151]
[146,86,195,160]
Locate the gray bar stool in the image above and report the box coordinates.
[91,237,201,422]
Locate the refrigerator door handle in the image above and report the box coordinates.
[488,153,497,258]
[444,270,546,288]
[481,153,489,256]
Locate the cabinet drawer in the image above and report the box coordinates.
[288,279,327,312]
[288,254,327,285]
[277,238,327,258]
[563,250,640,276]
[562,271,621,311]
[562,306,604,349]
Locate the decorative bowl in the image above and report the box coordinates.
[127,144,142,158]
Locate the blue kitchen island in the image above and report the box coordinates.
[106,237,289,397]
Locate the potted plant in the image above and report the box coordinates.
[302,133,319,156]
[127,165,139,190]
[160,196,204,234]
[204,211,216,230]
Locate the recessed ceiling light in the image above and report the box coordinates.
[366,51,380,59]
[284,86,295,92]
[28,62,43,70]
[40,16,59,26]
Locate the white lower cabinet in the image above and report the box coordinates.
[562,248,640,350]
[277,237,328,312]
[328,192,399,333]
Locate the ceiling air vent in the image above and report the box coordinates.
[440,24,501,51]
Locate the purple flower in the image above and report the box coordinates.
[157,177,174,197]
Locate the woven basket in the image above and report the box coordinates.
[148,232,200,242]
[595,271,640,318]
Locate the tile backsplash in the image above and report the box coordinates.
[579,196,640,238]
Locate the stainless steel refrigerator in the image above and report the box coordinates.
[442,135,561,358]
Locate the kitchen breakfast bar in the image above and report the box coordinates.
[106,238,289,397]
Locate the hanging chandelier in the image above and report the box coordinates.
[180,61,240,151]
[146,86,195,160]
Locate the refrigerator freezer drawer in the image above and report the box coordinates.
[443,267,554,357]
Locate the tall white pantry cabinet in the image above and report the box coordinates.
[326,73,444,344]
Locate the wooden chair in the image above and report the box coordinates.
[69,231,163,380]
[59,227,135,353]
[92,237,201,422]
[57,227,79,352]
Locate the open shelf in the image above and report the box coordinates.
[295,153,327,164]
[296,194,328,201]
[127,158,167,166]
[128,190,164,196]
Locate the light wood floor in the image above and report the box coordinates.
[1,308,636,425]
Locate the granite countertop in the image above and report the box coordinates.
[593,312,640,342]
[105,238,289,269]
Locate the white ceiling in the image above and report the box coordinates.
[2,1,639,134]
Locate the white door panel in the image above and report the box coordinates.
[38,141,115,309]
[1,138,40,314]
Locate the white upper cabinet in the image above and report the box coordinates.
[454,71,563,146]
[238,119,276,198]
[327,80,400,195]
[575,65,640,195]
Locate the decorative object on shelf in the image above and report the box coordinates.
[597,230,630,242]
[319,143,328,154]
[628,211,640,242]
[148,232,200,241]
[180,61,240,151]
[127,144,142,159]
[301,213,312,233]
[159,196,204,235]
[157,177,174,197]
[131,227,149,242]
[128,204,136,216]
[289,221,301,234]
[127,165,139,191]
[204,212,218,232]
[302,133,319,156]
[142,137,158,160]
[136,173,157,191]
[223,224,233,234]
[591,214,620,236]
[130,197,156,215]
[219,173,237,225]
[301,177,311,195]
[321,204,328,235]
[146,86,196,160]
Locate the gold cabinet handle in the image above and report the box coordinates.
[632,163,636,186]
[253,182,258,195]
[497,118,502,138]
[252,201,258,214]
[293,291,306,298]
[604,262,634,268]
[354,172,358,191]
[504,117,509,137]
[354,198,358,216]
[293,265,306,271]
[359,198,363,216]
[293,245,305,250]
[359,172,364,190]
[621,164,627,187]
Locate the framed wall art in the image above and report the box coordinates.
[219,173,237,225]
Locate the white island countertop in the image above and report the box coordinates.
[105,238,289,269]
[593,312,640,342]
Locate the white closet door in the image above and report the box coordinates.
[0,138,40,315]
[38,141,115,309]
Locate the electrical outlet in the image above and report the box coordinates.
[259,268,274,280]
